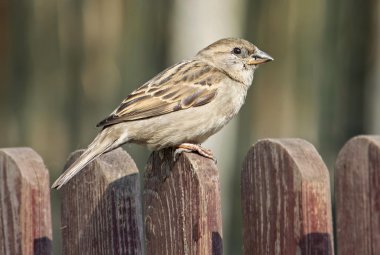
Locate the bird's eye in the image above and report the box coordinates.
[233,47,241,55]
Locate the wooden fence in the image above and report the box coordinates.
[0,135,379,254]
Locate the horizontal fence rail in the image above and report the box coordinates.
[1,135,380,254]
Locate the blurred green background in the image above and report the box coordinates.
[1,0,379,254]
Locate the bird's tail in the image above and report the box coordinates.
[51,127,126,189]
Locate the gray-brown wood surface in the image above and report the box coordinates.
[335,135,380,255]
[59,148,143,255]
[0,148,52,255]
[143,149,223,255]
[241,139,333,255]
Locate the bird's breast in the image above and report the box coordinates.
[214,81,248,118]
[125,80,249,150]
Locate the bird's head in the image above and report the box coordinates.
[196,38,273,86]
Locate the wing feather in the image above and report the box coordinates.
[97,60,225,127]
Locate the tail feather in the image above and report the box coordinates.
[51,129,123,189]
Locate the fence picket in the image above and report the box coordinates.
[241,139,334,254]
[143,149,223,255]
[59,148,143,255]
[0,148,52,255]
[335,135,380,255]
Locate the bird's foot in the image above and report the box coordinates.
[174,143,215,162]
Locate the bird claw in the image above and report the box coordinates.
[173,147,192,161]
[173,143,216,163]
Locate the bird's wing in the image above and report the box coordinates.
[97,60,227,127]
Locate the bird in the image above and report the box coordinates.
[51,38,273,189]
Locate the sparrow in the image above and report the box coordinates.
[52,38,273,189]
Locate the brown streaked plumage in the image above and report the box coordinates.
[97,60,221,126]
[52,38,273,189]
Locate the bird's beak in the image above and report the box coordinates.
[247,49,274,65]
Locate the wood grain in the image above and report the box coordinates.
[59,148,143,255]
[335,135,380,255]
[0,147,52,255]
[241,139,333,255]
[143,149,222,255]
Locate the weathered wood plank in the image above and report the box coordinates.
[59,148,143,255]
[241,139,333,255]
[335,135,380,255]
[0,147,52,255]
[143,149,223,255]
